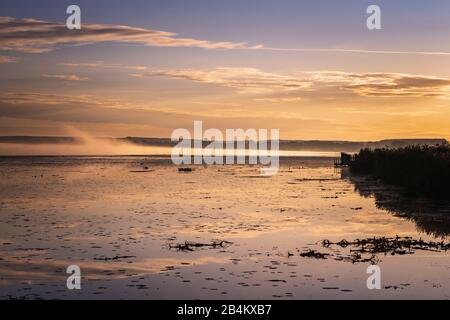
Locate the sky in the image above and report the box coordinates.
[0,0,449,141]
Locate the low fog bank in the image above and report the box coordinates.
[0,128,171,156]
[0,129,447,156]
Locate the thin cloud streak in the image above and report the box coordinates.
[0,16,255,53]
[1,16,449,57]
[131,67,310,94]
[133,68,450,98]
[62,62,148,71]
[0,55,19,63]
[42,74,90,81]
[256,47,450,56]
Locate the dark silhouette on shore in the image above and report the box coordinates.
[350,144,450,198]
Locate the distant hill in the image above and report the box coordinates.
[120,137,449,152]
[278,139,449,152]
[0,136,448,152]
[0,136,447,153]
[0,136,81,144]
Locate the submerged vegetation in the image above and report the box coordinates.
[168,240,233,252]
[299,249,329,259]
[350,144,450,198]
[299,237,450,264]
[322,236,450,255]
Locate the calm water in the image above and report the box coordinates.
[0,156,449,300]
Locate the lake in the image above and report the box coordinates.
[0,156,449,299]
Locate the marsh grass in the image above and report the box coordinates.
[350,144,450,198]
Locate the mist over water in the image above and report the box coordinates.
[0,127,170,156]
[0,143,173,156]
[0,127,339,157]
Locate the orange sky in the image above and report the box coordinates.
[0,1,449,141]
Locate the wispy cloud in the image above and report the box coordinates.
[0,16,255,53]
[339,107,441,117]
[254,97,303,103]
[133,67,450,98]
[257,47,450,57]
[0,91,326,133]
[0,92,135,109]
[42,74,90,81]
[335,73,450,97]
[131,67,310,94]
[2,16,449,57]
[0,55,19,63]
[62,62,148,71]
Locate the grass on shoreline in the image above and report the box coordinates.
[349,144,450,198]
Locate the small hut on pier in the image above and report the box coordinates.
[334,152,353,167]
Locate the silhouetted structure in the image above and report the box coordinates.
[334,152,354,167]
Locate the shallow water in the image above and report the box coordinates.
[0,156,449,300]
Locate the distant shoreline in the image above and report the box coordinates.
[0,154,338,159]
[0,136,447,153]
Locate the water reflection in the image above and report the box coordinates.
[1,157,449,299]
[341,168,450,238]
